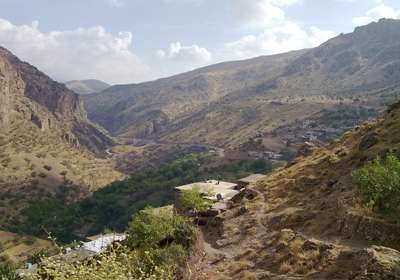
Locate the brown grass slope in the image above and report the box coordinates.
[192,101,400,279]
[0,47,123,225]
[0,231,52,265]
[84,19,400,148]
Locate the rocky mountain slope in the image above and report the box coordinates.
[0,47,122,225]
[192,100,400,279]
[65,79,110,95]
[84,19,400,148]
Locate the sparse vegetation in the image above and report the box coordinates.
[0,262,19,280]
[10,153,272,242]
[279,261,291,274]
[127,208,195,250]
[352,152,400,220]
[29,209,193,280]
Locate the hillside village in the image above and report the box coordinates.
[15,174,265,278]
[1,2,400,279]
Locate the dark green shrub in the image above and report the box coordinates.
[352,152,400,219]
[26,249,50,265]
[0,263,19,280]
[127,209,195,250]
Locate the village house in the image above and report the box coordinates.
[175,179,243,214]
[175,180,240,202]
[17,233,126,277]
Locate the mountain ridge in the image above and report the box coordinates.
[65,79,110,95]
[84,19,400,149]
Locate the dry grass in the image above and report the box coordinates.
[0,120,124,226]
[279,261,292,274]
[0,231,52,264]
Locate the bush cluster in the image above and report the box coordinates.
[127,209,195,249]
[178,187,211,214]
[28,209,195,280]
[0,262,19,280]
[352,152,400,219]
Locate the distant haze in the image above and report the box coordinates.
[65,80,111,95]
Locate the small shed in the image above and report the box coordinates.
[237,174,266,187]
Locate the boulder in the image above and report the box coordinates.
[359,132,379,151]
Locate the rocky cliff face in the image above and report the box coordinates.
[0,46,112,153]
[0,47,123,224]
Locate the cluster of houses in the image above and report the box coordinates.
[247,150,282,160]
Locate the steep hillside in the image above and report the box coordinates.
[84,19,400,149]
[0,47,123,225]
[84,50,305,140]
[65,79,110,95]
[193,101,400,279]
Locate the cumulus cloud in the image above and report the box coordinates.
[155,42,211,75]
[220,0,335,61]
[0,18,149,84]
[308,26,337,46]
[227,0,300,28]
[156,0,335,75]
[216,22,335,61]
[352,3,400,26]
[157,42,211,63]
[0,1,337,84]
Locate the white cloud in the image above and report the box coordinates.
[0,18,149,84]
[227,0,299,28]
[155,42,211,75]
[352,3,400,26]
[308,26,337,46]
[157,42,211,63]
[216,22,335,62]
[156,1,335,75]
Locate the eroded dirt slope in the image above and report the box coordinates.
[192,102,400,279]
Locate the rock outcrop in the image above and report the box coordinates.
[0,46,113,154]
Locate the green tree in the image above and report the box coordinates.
[352,152,400,220]
[178,187,211,213]
[126,208,195,250]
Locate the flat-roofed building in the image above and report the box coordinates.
[175,180,239,202]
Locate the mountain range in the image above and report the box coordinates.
[84,19,400,150]
[2,18,400,279]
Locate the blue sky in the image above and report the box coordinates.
[0,0,399,84]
